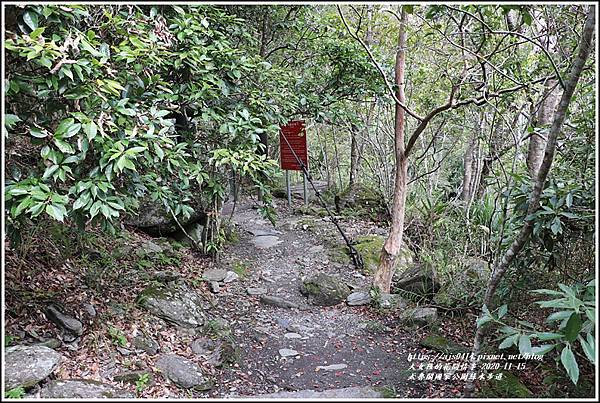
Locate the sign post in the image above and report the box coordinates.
[279,120,308,206]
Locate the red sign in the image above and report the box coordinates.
[280,120,308,171]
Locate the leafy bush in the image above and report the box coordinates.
[479,281,595,385]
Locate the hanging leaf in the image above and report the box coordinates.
[22,11,39,31]
[560,345,579,385]
[563,313,582,342]
[518,334,532,354]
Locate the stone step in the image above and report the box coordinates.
[253,386,383,399]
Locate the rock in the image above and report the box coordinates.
[317,363,348,371]
[138,240,164,255]
[260,295,299,309]
[434,258,491,307]
[131,334,159,355]
[113,370,153,385]
[125,196,206,237]
[5,345,62,389]
[246,287,267,296]
[300,274,351,306]
[138,283,205,328]
[308,245,324,254]
[419,335,468,354]
[349,235,414,274]
[202,269,227,282]
[156,354,208,389]
[247,228,282,237]
[347,291,371,306]
[209,281,221,293]
[191,337,217,356]
[334,184,390,223]
[478,371,532,398]
[284,332,302,339]
[152,270,181,283]
[394,264,441,299]
[223,271,239,283]
[378,293,407,310]
[171,221,204,247]
[82,303,96,318]
[39,379,134,398]
[279,348,299,357]
[251,235,283,249]
[400,307,438,326]
[205,339,238,367]
[45,304,83,336]
[37,338,61,349]
[258,386,383,398]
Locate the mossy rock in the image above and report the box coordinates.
[334,185,390,223]
[300,273,351,306]
[419,334,468,354]
[478,371,532,398]
[347,235,414,274]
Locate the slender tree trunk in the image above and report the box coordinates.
[527,78,561,176]
[461,135,477,202]
[464,6,595,396]
[373,8,407,293]
[349,124,359,189]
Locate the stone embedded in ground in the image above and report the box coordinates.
[36,338,61,349]
[138,283,205,328]
[284,332,302,339]
[300,273,351,306]
[247,228,282,237]
[113,370,154,386]
[82,303,96,317]
[250,235,283,249]
[279,348,300,357]
[223,271,239,283]
[400,307,438,326]
[257,386,383,398]
[316,363,348,371]
[394,265,441,298]
[419,334,468,354]
[152,270,181,283]
[205,339,238,367]
[209,281,221,293]
[308,245,324,254]
[45,304,83,336]
[138,239,165,255]
[132,334,159,355]
[202,269,227,282]
[260,295,299,309]
[39,379,134,398]
[191,337,217,356]
[347,290,371,306]
[5,345,62,389]
[378,293,407,310]
[156,354,208,389]
[246,287,267,296]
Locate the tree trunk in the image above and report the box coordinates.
[527,78,561,177]
[464,6,595,396]
[373,8,407,293]
[348,124,359,188]
[461,135,477,202]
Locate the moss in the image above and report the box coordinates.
[374,385,396,398]
[419,334,468,354]
[353,235,384,273]
[478,371,532,398]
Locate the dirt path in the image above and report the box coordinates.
[204,201,425,398]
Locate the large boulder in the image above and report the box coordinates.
[300,274,351,306]
[126,196,206,237]
[5,345,62,389]
[335,184,390,223]
[138,283,206,328]
[39,379,134,398]
[156,354,209,389]
[433,258,491,307]
[393,264,441,300]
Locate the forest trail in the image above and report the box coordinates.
[205,200,423,398]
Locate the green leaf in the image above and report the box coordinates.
[30,127,47,138]
[84,121,97,141]
[153,143,164,160]
[72,192,91,210]
[42,165,60,180]
[14,197,33,217]
[547,311,573,322]
[54,139,75,154]
[579,334,595,364]
[23,11,39,31]
[29,27,45,40]
[476,314,493,328]
[497,304,508,319]
[563,313,582,342]
[4,114,21,129]
[530,344,555,355]
[536,332,563,341]
[499,334,518,349]
[55,118,81,138]
[518,334,532,354]
[45,203,65,222]
[561,345,579,384]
